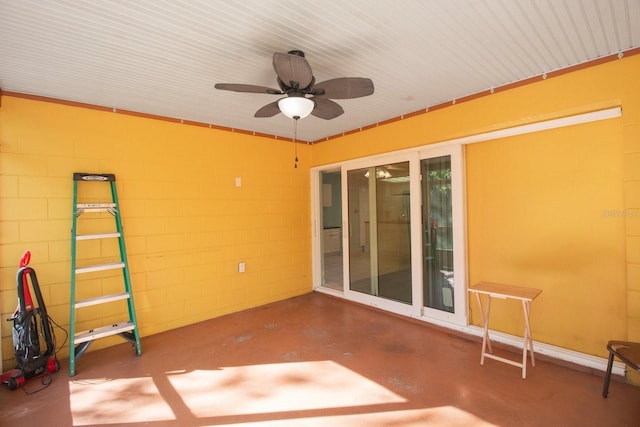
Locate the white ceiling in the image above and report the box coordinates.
[1,0,639,143]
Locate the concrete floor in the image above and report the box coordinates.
[1,292,639,426]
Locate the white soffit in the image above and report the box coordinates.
[0,0,638,142]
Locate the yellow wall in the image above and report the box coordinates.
[466,120,625,355]
[312,54,640,361]
[1,53,639,375]
[0,98,312,367]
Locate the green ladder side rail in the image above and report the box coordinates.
[69,172,142,376]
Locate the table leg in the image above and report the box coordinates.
[474,292,493,365]
[523,299,535,365]
[521,299,535,379]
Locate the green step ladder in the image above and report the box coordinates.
[69,172,142,376]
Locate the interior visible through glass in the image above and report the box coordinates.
[348,162,412,304]
[421,156,454,312]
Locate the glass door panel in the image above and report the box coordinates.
[421,156,454,312]
[348,162,412,304]
[347,166,373,295]
[320,170,343,290]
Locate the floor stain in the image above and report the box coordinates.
[388,375,418,394]
[229,334,252,344]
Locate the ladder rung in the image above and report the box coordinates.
[76,262,125,274]
[76,232,121,241]
[76,203,117,214]
[75,292,130,308]
[77,203,116,208]
[74,321,136,344]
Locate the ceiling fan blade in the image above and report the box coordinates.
[254,101,281,118]
[215,83,282,94]
[311,98,344,120]
[273,52,313,89]
[313,77,374,99]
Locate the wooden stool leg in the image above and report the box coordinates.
[602,349,615,398]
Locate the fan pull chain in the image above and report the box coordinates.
[293,118,299,168]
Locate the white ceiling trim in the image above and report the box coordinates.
[1,0,639,142]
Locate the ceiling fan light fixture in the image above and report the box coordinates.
[278,96,314,119]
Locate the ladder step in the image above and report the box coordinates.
[77,203,116,208]
[76,203,117,214]
[76,232,121,241]
[75,292,130,308]
[76,262,125,274]
[74,321,136,344]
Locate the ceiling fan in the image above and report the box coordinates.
[215,50,374,120]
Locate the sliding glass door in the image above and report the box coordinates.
[319,170,343,290]
[347,162,412,305]
[313,144,466,325]
[420,145,466,324]
[422,156,454,312]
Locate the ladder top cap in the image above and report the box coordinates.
[74,172,116,182]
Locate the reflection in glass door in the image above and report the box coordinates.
[422,156,454,312]
[347,162,412,304]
